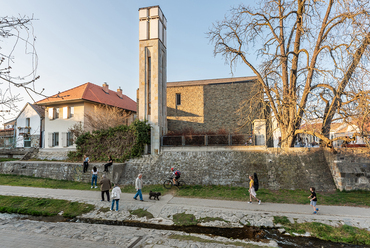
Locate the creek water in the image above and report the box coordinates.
[1,213,368,248]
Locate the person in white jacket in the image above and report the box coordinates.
[133,174,143,201]
[110,183,122,211]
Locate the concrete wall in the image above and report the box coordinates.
[118,147,336,191]
[324,148,370,191]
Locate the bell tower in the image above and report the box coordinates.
[138,6,167,154]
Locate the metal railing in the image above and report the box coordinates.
[161,134,258,147]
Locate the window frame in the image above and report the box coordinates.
[52,132,59,147]
[54,108,60,119]
[176,93,181,106]
[69,106,74,118]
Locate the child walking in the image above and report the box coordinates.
[248,175,261,204]
[308,187,319,214]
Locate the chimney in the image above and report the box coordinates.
[117,87,123,98]
[102,82,109,93]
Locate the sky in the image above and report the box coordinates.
[1,0,255,125]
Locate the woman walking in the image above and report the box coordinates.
[91,166,98,189]
[248,175,261,204]
[111,183,122,211]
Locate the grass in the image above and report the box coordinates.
[273,216,370,245]
[129,208,154,219]
[0,158,19,162]
[199,217,229,223]
[0,195,94,218]
[169,234,268,248]
[1,174,370,207]
[172,213,198,226]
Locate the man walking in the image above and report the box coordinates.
[100,174,111,202]
[133,174,143,201]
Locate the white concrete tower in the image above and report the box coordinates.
[138,6,167,155]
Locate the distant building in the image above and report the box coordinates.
[14,103,45,148]
[36,82,136,149]
[166,76,264,135]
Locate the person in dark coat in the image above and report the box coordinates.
[100,174,111,202]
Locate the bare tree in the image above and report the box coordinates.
[0,15,41,120]
[84,104,131,131]
[209,0,370,147]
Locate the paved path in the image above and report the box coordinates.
[1,185,369,219]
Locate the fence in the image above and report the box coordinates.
[161,134,260,147]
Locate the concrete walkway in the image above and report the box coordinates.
[1,185,369,219]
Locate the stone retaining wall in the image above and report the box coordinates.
[0,161,116,184]
[324,148,370,191]
[119,147,336,191]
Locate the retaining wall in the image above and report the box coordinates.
[0,161,117,184]
[324,148,370,191]
[118,147,336,191]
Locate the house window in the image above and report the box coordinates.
[24,137,31,148]
[52,132,59,147]
[54,108,59,119]
[69,107,74,118]
[26,118,30,127]
[67,132,74,146]
[176,93,181,106]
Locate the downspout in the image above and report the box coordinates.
[39,117,43,148]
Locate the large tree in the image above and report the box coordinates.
[0,15,40,120]
[209,0,370,147]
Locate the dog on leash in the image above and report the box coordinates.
[149,191,161,200]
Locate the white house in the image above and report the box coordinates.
[14,103,45,148]
[36,82,136,149]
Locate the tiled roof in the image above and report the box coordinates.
[167,76,257,87]
[299,122,344,132]
[36,83,137,112]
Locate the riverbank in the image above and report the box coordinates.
[1,185,370,246]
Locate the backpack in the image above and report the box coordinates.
[175,170,181,176]
[254,172,259,191]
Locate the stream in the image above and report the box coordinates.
[2,213,369,248]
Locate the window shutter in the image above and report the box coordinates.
[63,107,68,119]
[48,108,54,120]
[48,133,52,147]
[61,132,67,147]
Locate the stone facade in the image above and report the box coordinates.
[324,148,370,191]
[118,147,336,191]
[167,77,264,134]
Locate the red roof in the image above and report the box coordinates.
[36,83,136,112]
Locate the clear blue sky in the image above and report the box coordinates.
[1,0,255,124]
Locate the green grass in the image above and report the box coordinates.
[0,158,19,162]
[172,213,198,226]
[129,208,154,219]
[0,195,94,218]
[0,174,100,191]
[274,217,370,245]
[1,174,370,207]
[169,234,268,248]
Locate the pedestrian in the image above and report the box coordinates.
[103,155,113,172]
[111,183,122,211]
[133,174,143,201]
[100,174,111,202]
[248,175,261,204]
[308,187,319,214]
[83,154,90,173]
[91,166,98,189]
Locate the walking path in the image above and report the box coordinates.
[1,185,370,230]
